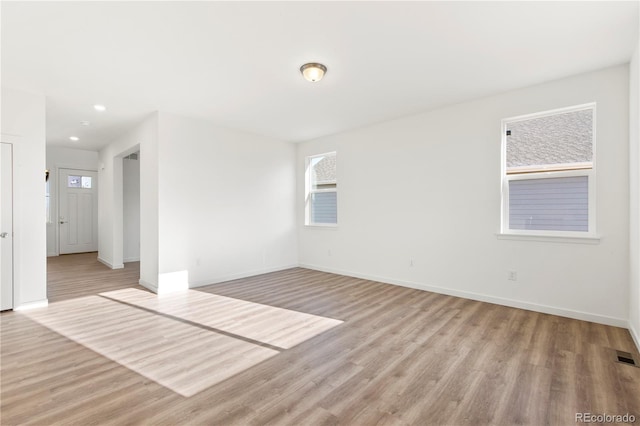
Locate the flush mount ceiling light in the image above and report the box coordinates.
[93,104,107,112]
[300,63,327,82]
[69,136,79,141]
[80,121,90,126]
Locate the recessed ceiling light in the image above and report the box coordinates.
[300,63,327,82]
[93,104,107,112]
[80,121,90,126]
[69,136,80,141]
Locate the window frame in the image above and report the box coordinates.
[500,103,597,239]
[305,151,337,227]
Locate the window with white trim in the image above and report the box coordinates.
[501,104,595,236]
[306,152,337,226]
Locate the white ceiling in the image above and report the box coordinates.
[2,1,638,151]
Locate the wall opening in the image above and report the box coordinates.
[123,151,140,263]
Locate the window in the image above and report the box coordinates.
[68,175,81,188]
[68,175,92,189]
[81,176,92,189]
[306,152,337,226]
[501,104,595,236]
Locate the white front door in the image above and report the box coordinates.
[0,143,14,311]
[59,168,98,254]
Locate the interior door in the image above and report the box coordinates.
[59,168,98,254]
[1,143,13,311]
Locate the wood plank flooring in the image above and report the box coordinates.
[46,253,143,303]
[1,253,639,425]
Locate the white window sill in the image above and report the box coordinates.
[305,224,338,229]
[496,233,600,245]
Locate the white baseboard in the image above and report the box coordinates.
[124,257,140,263]
[139,278,158,293]
[136,264,298,294]
[14,299,49,311]
[188,264,300,289]
[97,257,124,270]
[47,252,58,257]
[629,321,640,352]
[299,263,628,328]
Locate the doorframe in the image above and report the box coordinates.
[0,127,48,311]
[122,152,141,263]
[51,165,98,256]
[0,142,15,311]
[109,145,140,270]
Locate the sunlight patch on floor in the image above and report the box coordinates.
[100,288,344,349]
[22,290,343,397]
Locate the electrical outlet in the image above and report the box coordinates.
[328,249,332,256]
[409,259,414,267]
[508,271,518,281]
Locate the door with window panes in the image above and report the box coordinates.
[59,168,98,254]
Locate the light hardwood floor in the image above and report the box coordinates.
[1,252,639,425]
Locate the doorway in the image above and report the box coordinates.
[123,152,140,263]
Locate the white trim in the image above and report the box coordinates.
[0,133,22,144]
[97,256,124,270]
[502,102,596,124]
[55,165,98,173]
[187,264,300,289]
[299,263,628,328]
[123,257,140,263]
[14,299,48,311]
[304,224,338,229]
[496,233,600,244]
[138,278,158,293]
[629,322,640,353]
[305,152,338,226]
[0,142,16,312]
[137,264,299,294]
[501,103,597,237]
[507,169,592,181]
[507,162,592,174]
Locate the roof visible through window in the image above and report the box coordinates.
[506,108,593,171]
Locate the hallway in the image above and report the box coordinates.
[47,253,141,302]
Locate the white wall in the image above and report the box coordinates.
[297,65,630,327]
[155,112,297,292]
[46,146,99,256]
[123,155,140,262]
[100,112,297,293]
[1,87,47,308]
[98,113,158,290]
[629,40,640,348]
